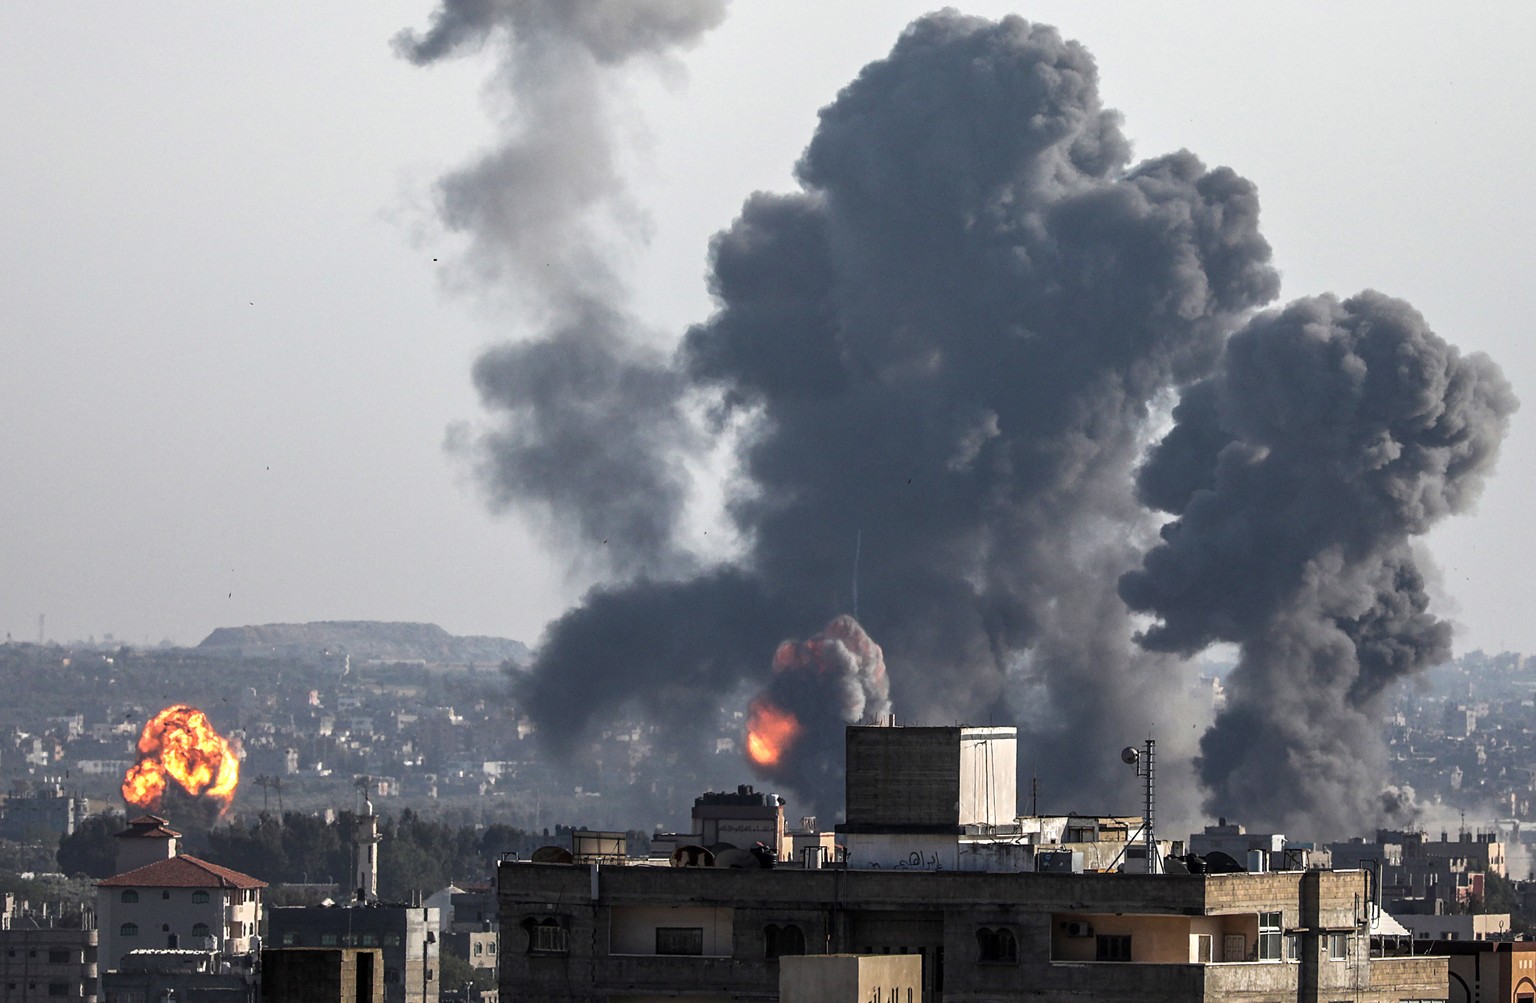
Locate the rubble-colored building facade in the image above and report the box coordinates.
[497,859,1446,1002]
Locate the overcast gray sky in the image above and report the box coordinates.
[3,2,1532,654]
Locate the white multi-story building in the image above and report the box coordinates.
[93,816,265,976]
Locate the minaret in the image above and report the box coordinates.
[354,785,381,902]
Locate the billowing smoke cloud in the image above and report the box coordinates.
[407,7,1511,826]
[397,0,727,577]
[412,10,1281,817]
[746,616,891,797]
[1120,292,1516,834]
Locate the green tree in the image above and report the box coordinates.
[57,814,121,879]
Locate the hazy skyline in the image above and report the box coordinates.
[4,2,1534,657]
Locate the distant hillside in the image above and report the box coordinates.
[196,621,529,667]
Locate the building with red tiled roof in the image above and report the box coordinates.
[95,819,266,983]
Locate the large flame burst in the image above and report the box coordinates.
[746,697,801,768]
[122,705,240,814]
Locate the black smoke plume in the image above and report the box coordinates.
[406,9,1282,817]
[1120,292,1516,833]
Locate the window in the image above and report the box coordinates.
[1258,912,1283,961]
[764,924,806,959]
[472,942,482,956]
[191,923,210,938]
[523,917,568,954]
[120,890,138,904]
[47,950,69,964]
[161,891,169,900]
[281,932,299,946]
[47,985,67,998]
[361,934,378,947]
[656,927,704,956]
[384,969,401,985]
[1095,935,1132,962]
[383,934,401,947]
[1287,934,1299,961]
[120,923,138,937]
[1328,932,1349,961]
[976,927,1018,964]
[191,891,209,904]
[320,933,339,947]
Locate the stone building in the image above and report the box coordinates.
[496,722,1449,1003]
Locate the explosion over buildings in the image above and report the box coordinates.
[744,615,891,795]
[403,6,1515,829]
[121,705,240,815]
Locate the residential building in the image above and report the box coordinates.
[496,721,1449,1002]
[1416,940,1536,1003]
[94,817,265,980]
[1330,829,1506,915]
[0,906,98,1003]
[266,906,438,1003]
[261,947,384,1003]
[0,783,88,841]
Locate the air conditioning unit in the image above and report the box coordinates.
[1063,921,1094,938]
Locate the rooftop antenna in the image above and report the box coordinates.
[852,529,862,620]
[1121,737,1159,874]
[1030,767,1039,817]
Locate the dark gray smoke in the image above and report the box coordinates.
[417,10,1283,816]
[1120,292,1516,834]
[397,1,727,578]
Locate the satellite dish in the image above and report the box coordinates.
[531,845,574,865]
[1202,851,1246,874]
[669,845,715,868]
[1120,746,1140,765]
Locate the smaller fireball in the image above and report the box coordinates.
[746,698,801,768]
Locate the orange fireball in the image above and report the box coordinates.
[746,698,801,768]
[121,705,240,814]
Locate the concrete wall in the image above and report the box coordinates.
[958,729,1015,828]
[845,728,962,829]
[780,954,922,1003]
[498,861,1435,1003]
[609,905,734,957]
[845,833,959,872]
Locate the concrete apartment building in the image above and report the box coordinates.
[267,906,439,1003]
[1330,829,1507,918]
[0,900,98,1003]
[94,816,265,995]
[497,722,1449,1002]
[1419,940,1536,1003]
[261,947,385,1003]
